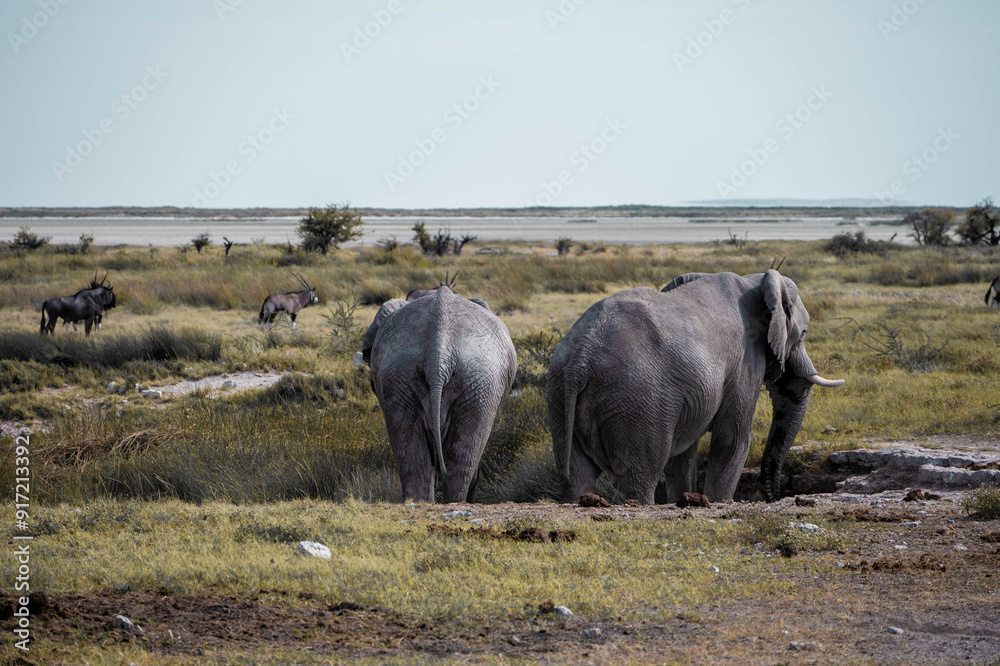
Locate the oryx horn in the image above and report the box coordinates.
[770,256,786,272]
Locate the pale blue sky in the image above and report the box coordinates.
[1,0,997,208]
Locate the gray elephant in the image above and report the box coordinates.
[361,287,517,503]
[546,269,844,504]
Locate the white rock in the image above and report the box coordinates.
[141,390,162,399]
[553,606,574,617]
[353,352,365,367]
[888,626,904,634]
[789,641,818,651]
[900,521,921,528]
[894,545,908,550]
[708,565,720,573]
[581,628,602,638]
[221,379,238,389]
[951,544,968,552]
[442,510,472,519]
[114,614,134,630]
[106,381,119,393]
[296,541,332,559]
[788,522,825,533]
[470,518,485,525]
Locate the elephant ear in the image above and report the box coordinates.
[361,299,407,365]
[762,270,789,370]
[661,272,711,293]
[468,298,492,312]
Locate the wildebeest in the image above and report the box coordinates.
[406,271,458,301]
[258,273,319,329]
[40,273,117,336]
[985,276,1000,308]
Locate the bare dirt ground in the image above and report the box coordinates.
[4,491,999,665]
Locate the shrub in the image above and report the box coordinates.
[78,232,95,254]
[963,484,1000,519]
[299,203,364,255]
[905,209,954,246]
[556,237,574,256]
[826,231,890,258]
[11,226,50,252]
[955,198,1000,246]
[190,232,211,253]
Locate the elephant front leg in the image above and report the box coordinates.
[703,410,754,501]
[656,442,699,504]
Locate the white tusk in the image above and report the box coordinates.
[807,374,845,388]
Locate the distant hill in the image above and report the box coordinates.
[0,204,923,219]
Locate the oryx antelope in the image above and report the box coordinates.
[40,272,117,336]
[406,271,459,301]
[258,273,319,330]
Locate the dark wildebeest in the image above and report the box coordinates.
[406,271,458,301]
[985,276,1000,308]
[258,273,319,330]
[40,273,117,336]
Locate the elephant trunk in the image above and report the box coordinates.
[759,374,813,502]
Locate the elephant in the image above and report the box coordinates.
[546,269,844,504]
[361,286,517,503]
[985,276,1000,308]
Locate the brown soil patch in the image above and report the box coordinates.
[427,523,578,544]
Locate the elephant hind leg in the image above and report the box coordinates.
[564,445,601,503]
[656,440,700,504]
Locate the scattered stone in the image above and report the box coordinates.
[677,492,711,508]
[624,499,641,507]
[353,352,365,367]
[951,544,968,552]
[794,496,817,507]
[470,518,485,525]
[221,379,238,389]
[888,626,905,635]
[508,635,521,645]
[295,541,332,559]
[780,544,799,558]
[581,628,602,639]
[708,565,720,573]
[442,510,472,519]
[553,606,574,617]
[788,522,825,533]
[789,641,818,651]
[900,521,921,528]
[579,493,611,508]
[140,389,162,399]
[894,545,908,550]
[106,381,119,393]
[113,614,134,631]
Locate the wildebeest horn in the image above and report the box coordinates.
[101,271,110,287]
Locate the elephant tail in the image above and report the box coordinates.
[39,305,48,335]
[986,277,998,306]
[428,372,448,491]
[561,374,581,484]
[258,298,269,322]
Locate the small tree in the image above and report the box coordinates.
[556,237,574,256]
[452,233,477,255]
[11,226,50,252]
[905,208,954,246]
[299,203,364,255]
[222,236,235,255]
[191,232,212,253]
[78,232,94,254]
[412,222,434,253]
[956,198,1000,246]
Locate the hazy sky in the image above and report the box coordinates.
[1,0,997,209]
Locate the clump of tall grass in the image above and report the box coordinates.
[963,484,1000,520]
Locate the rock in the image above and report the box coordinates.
[900,521,921,528]
[508,635,521,645]
[579,493,611,508]
[106,381,119,393]
[553,606,574,617]
[788,522,824,533]
[353,352,365,367]
[894,545,908,550]
[470,518,485,525]
[708,565,720,573]
[141,389,163,399]
[581,628,602,638]
[888,626,904,635]
[677,492,711,508]
[296,541,332,559]
[951,544,968,552]
[789,641,818,651]
[113,614,134,630]
[221,379,238,389]
[442,510,471,519]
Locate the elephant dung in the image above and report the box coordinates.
[578,493,611,508]
[676,492,711,508]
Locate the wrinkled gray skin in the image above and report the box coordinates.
[362,287,517,503]
[547,270,844,504]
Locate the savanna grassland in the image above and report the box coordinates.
[1,233,999,664]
